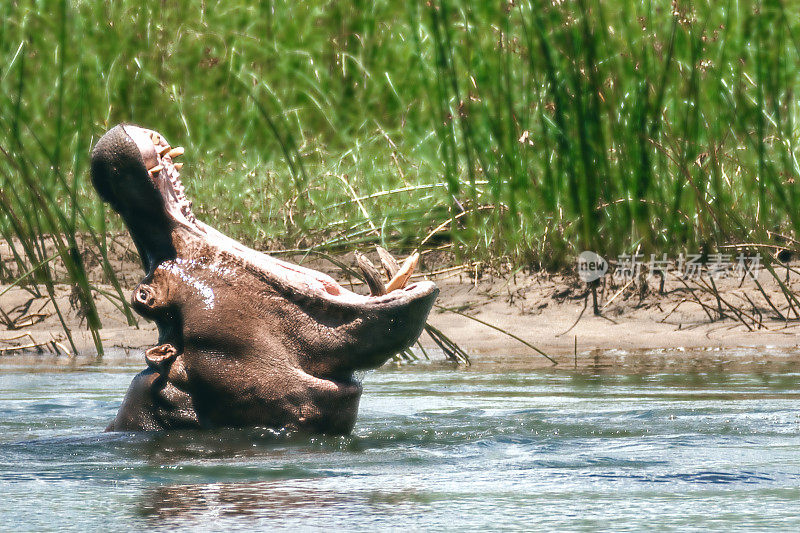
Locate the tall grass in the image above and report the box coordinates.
[416,0,800,266]
[2,1,800,343]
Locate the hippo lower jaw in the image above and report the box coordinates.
[91,124,438,434]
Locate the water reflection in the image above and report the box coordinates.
[139,481,348,520]
[139,479,437,526]
[471,347,800,374]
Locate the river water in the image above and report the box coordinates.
[2,352,800,531]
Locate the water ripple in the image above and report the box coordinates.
[3,358,800,530]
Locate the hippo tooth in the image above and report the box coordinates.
[355,252,387,296]
[158,144,171,156]
[167,147,185,158]
[149,164,164,175]
[174,162,184,171]
[385,252,418,292]
[376,246,400,280]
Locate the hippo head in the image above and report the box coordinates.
[91,124,437,434]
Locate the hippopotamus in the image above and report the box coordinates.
[90,124,437,433]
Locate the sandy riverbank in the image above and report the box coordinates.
[4,248,800,371]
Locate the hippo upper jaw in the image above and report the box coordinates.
[91,124,438,433]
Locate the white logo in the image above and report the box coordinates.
[577,251,608,282]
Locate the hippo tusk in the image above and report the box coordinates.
[386,252,418,292]
[355,252,387,296]
[376,245,400,280]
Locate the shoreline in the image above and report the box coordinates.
[4,261,800,372]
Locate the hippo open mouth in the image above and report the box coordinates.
[91,124,437,433]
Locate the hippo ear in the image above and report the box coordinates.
[145,343,190,393]
[145,343,178,372]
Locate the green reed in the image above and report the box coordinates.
[2,0,800,347]
[414,0,800,266]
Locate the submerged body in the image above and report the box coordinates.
[91,124,437,433]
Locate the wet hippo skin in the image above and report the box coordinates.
[91,124,437,434]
